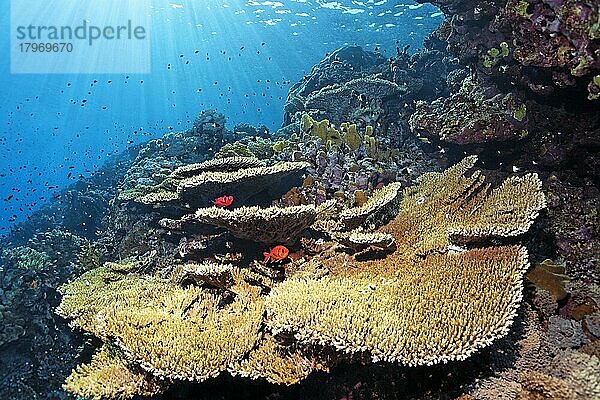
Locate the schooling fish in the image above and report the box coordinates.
[263,245,289,263]
[213,195,233,208]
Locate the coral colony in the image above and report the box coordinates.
[56,138,546,398]
[1,1,599,399]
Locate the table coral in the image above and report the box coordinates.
[161,201,332,245]
[57,157,546,399]
[266,156,546,366]
[63,345,163,400]
[171,156,265,178]
[338,182,402,230]
[58,267,265,383]
[177,161,310,207]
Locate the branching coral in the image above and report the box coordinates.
[138,190,180,206]
[171,156,265,178]
[266,156,546,366]
[58,267,265,382]
[63,345,163,400]
[171,261,235,289]
[229,334,328,386]
[267,246,530,365]
[57,157,547,398]
[399,156,545,252]
[338,182,402,230]
[332,229,396,253]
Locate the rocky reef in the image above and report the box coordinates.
[411,0,599,285]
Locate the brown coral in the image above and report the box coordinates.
[518,371,573,400]
[526,259,571,302]
[409,77,529,145]
[163,203,325,245]
[177,161,310,206]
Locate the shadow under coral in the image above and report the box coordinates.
[157,310,528,400]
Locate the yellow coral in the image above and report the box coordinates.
[138,190,179,206]
[63,345,163,400]
[171,261,234,289]
[229,334,327,385]
[393,156,545,255]
[58,157,547,396]
[301,114,342,147]
[265,157,546,366]
[58,267,264,381]
[267,246,529,365]
[339,182,402,230]
[302,114,379,153]
[340,122,362,151]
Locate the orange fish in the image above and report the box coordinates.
[30,280,37,288]
[213,195,233,208]
[263,245,289,263]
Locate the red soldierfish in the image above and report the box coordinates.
[263,245,289,263]
[213,195,233,208]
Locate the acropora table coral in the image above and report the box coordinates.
[57,155,546,399]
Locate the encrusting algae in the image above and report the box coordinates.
[57,155,546,399]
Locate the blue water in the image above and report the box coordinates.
[0,0,442,236]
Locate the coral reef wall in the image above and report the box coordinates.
[0,7,599,397]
